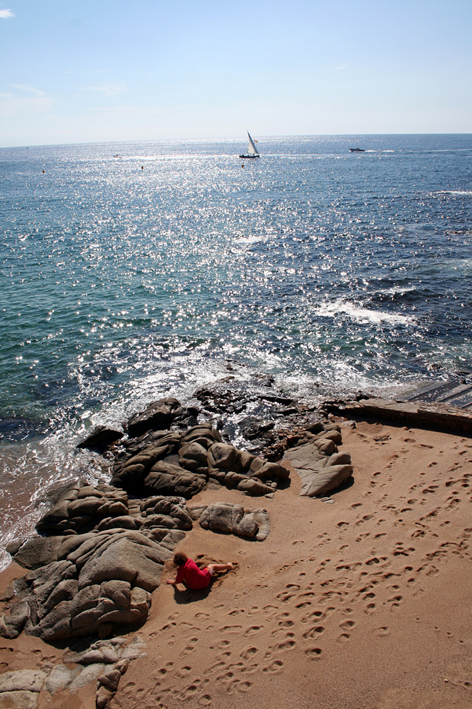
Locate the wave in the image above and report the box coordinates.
[436,190,472,197]
[313,298,414,325]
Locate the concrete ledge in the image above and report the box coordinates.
[324,398,472,436]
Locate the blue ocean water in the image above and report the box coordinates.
[1,134,472,564]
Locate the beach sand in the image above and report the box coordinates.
[2,417,472,708]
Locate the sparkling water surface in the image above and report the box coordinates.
[1,134,472,565]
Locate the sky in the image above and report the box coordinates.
[0,0,471,147]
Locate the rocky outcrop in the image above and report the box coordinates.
[2,489,192,642]
[1,391,355,649]
[110,421,290,498]
[284,424,353,496]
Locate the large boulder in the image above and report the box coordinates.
[77,532,171,591]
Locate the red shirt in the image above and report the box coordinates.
[175,559,211,590]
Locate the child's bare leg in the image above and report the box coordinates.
[207,562,234,574]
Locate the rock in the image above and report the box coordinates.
[301,464,353,497]
[198,503,270,541]
[314,438,337,456]
[181,425,222,446]
[96,685,113,709]
[100,580,131,609]
[0,691,39,709]
[68,663,105,692]
[207,443,251,474]
[12,536,63,569]
[5,539,25,556]
[76,426,124,451]
[316,429,342,445]
[97,668,122,692]
[44,578,78,612]
[142,495,191,520]
[120,635,146,660]
[144,463,206,499]
[237,478,273,496]
[249,460,290,482]
[326,451,351,467]
[127,398,182,438]
[27,600,73,641]
[179,441,208,471]
[77,533,171,591]
[284,442,326,468]
[45,665,80,695]
[0,601,30,638]
[97,516,140,531]
[0,671,46,693]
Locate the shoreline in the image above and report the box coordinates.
[1,391,472,707]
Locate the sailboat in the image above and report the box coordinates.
[240,131,260,159]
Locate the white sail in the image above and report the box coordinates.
[247,131,259,155]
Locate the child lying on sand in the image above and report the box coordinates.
[166,552,234,590]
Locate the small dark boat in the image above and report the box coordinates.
[349,148,365,153]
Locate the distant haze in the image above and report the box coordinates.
[0,0,471,147]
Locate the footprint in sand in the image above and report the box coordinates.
[219,625,242,634]
[154,661,174,678]
[303,626,325,639]
[180,637,199,657]
[263,660,284,674]
[240,646,258,660]
[339,620,355,631]
[337,633,351,643]
[374,626,390,637]
[305,647,323,660]
[197,694,212,706]
[244,625,264,637]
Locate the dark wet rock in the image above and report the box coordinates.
[76,426,124,452]
[239,418,275,440]
[127,397,182,438]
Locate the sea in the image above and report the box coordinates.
[1,134,472,569]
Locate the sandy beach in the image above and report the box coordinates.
[2,415,472,709]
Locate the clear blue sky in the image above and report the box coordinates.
[0,0,471,147]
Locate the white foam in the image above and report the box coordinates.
[313,298,414,325]
[436,190,472,197]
